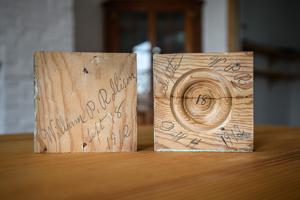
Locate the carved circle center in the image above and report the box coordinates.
[171,69,232,132]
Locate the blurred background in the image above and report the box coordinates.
[0,0,300,134]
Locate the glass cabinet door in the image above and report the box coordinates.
[156,12,185,53]
[119,12,148,52]
[119,12,152,123]
[103,0,202,124]
[118,11,187,123]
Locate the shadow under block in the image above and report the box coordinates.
[153,52,253,152]
[34,52,137,152]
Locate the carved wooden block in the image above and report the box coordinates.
[153,52,253,152]
[34,52,137,152]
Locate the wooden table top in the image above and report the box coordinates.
[0,125,299,200]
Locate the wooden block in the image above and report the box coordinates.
[34,52,137,152]
[153,52,253,152]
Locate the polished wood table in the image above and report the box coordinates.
[0,125,299,199]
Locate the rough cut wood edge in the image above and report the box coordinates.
[153,52,253,152]
[34,52,137,153]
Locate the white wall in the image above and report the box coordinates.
[0,0,74,133]
[202,0,228,52]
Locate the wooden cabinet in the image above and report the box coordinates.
[103,0,202,52]
[103,0,203,124]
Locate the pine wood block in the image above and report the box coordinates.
[34,52,137,152]
[153,52,253,152]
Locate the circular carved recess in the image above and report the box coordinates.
[170,69,232,132]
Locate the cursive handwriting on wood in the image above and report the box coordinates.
[40,72,136,147]
[209,55,252,89]
[156,54,183,96]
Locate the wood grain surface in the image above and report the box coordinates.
[153,52,253,152]
[34,52,137,152]
[0,125,300,200]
